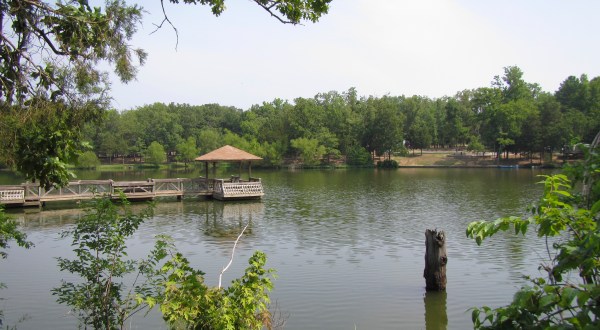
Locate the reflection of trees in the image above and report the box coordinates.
[424,291,447,330]
[11,201,265,240]
[200,202,264,239]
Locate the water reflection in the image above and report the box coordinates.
[200,201,264,238]
[425,291,448,330]
[0,168,555,329]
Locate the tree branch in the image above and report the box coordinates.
[252,0,297,25]
[218,221,250,289]
[151,0,180,50]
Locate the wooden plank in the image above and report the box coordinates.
[0,176,262,207]
[112,181,154,187]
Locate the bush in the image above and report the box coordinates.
[393,145,409,157]
[467,136,600,329]
[76,151,100,169]
[145,141,167,166]
[346,145,371,166]
[377,159,398,168]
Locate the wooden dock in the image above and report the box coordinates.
[0,177,263,207]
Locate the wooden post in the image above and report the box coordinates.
[424,229,447,291]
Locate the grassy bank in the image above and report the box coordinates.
[76,151,565,171]
[392,151,564,167]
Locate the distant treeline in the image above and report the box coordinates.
[82,66,600,166]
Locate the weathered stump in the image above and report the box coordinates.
[424,229,447,291]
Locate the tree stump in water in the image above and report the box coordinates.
[424,229,447,291]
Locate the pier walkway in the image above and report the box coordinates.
[0,177,264,207]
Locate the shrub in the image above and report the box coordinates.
[76,151,100,169]
[377,159,398,168]
[346,145,371,166]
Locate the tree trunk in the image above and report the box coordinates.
[424,229,447,291]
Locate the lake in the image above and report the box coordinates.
[0,167,553,329]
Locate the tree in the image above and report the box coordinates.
[158,250,275,329]
[0,0,146,188]
[176,136,198,167]
[8,99,98,188]
[76,150,101,169]
[0,0,332,188]
[359,96,404,158]
[0,209,32,260]
[53,196,166,329]
[346,145,371,166]
[197,128,222,154]
[467,132,600,329]
[164,0,331,24]
[290,137,326,166]
[467,136,485,156]
[145,141,166,166]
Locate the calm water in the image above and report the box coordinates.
[0,168,554,329]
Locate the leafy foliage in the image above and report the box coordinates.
[377,159,398,168]
[76,150,101,169]
[0,0,331,188]
[145,141,167,166]
[176,137,199,166]
[0,208,32,259]
[346,145,372,166]
[1,99,100,188]
[52,195,277,329]
[466,138,600,329]
[0,0,146,104]
[158,250,275,329]
[168,0,331,24]
[52,196,165,329]
[290,137,326,166]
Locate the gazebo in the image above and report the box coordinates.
[194,145,264,200]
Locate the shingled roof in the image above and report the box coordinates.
[194,145,262,162]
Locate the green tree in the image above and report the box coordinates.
[197,128,222,155]
[158,250,275,329]
[315,90,358,155]
[467,136,485,156]
[290,137,326,166]
[346,145,371,166]
[408,116,433,155]
[467,133,600,329]
[0,0,331,188]
[0,209,32,260]
[52,196,166,330]
[145,141,167,166]
[359,96,404,159]
[76,151,101,169]
[9,100,97,188]
[0,0,146,187]
[176,137,199,167]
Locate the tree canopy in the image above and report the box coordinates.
[72,68,600,169]
[0,0,332,188]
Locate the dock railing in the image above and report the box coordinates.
[0,176,262,206]
[213,178,264,200]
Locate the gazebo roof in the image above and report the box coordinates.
[194,145,262,162]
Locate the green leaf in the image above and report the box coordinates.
[591,200,600,215]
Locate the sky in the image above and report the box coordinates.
[108,0,600,111]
